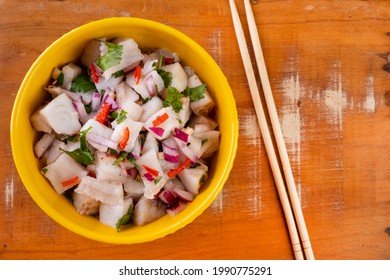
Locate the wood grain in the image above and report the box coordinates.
[1,0,390,260]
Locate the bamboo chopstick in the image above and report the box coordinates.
[229,0,314,260]
[242,0,314,260]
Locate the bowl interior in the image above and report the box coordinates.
[11,17,238,244]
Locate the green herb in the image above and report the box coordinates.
[116,109,128,124]
[84,103,92,114]
[70,73,96,93]
[109,148,118,156]
[113,151,137,167]
[63,188,74,203]
[183,84,207,102]
[116,205,134,232]
[96,41,123,71]
[201,138,208,146]
[189,163,201,169]
[163,87,184,113]
[112,69,124,78]
[199,174,207,185]
[113,151,127,165]
[61,127,94,165]
[41,167,48,174]
[156,68,172,88]
[57,72,64,86]
[154,176,162,185]
[158,54,163,68]
[126,152,137,167]
[64,135,79,144]
[110,110,127,123]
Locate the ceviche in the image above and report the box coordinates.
[30,37,219,231]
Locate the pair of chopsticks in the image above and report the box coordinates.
[229,0,314,260]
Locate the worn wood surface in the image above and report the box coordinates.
[1,0,390,260]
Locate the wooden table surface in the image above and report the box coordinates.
[1,0,390,260]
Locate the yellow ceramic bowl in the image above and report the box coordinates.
[11,17,238,244]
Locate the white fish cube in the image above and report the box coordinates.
[144,107,180,140]
[136,149,167,199]
[62,63,82,90]
[123,177,145,202]
[126,71,149,100]
[139,96,163,123]
[99,197,133,228]
[141,132,159,155]
[81,119,114,152]
[195,130,220,155]
[187,74,215,115]
[162,62,188,92]
[115,81,139,106]
[74,175,124,205]
[102,39,144,80]
[72,192,100,216]
[30,105,52,134]
[177,162,208,195]
[120,99,143,121]
[43,153,88,194]
[110,118,143,153]
[34,133,55,158]
[94,151,127,184]
[177,96,191,127]
[190,91,215,115]
[133,195,166,226]
[39,93,81,135]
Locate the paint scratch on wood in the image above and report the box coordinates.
[240,109,261,147]
[5,177,14,210]
[363,74,376,113]
[323,62,346,131]
[279,51,303,199]
[239,109,262,218]
[210,189,224,215]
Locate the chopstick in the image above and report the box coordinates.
[242,0,314,260]
[229,0,314,260]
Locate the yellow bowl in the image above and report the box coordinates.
[11,17,238,244]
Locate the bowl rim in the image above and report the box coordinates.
[10,17,239,244]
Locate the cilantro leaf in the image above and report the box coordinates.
[62,148,94,165]
[156,68,172,88]
[113,151,137,167]
[70,73,96,93]
[116,205,134,232]
[112,69,124,78]
[96,42,123,71]
[116,109,128,124]
[163,87,184,113]
[183,84,207,102]
[61,127,94,165]
[57,72,64,86]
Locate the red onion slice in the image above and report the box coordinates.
[166,201,187,216]
[143,172,154,182]
[73,100,88,122]
[173,128,189,143]
[162,138,180,163]
[103,93,119,110]
[91,92,101,111]
[149,126,164,137]
[145,74,156,97]
[172,188,195,202]
[158,189,177,206]
[86,132,118,150]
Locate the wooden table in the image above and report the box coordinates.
[1,0,389,260]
